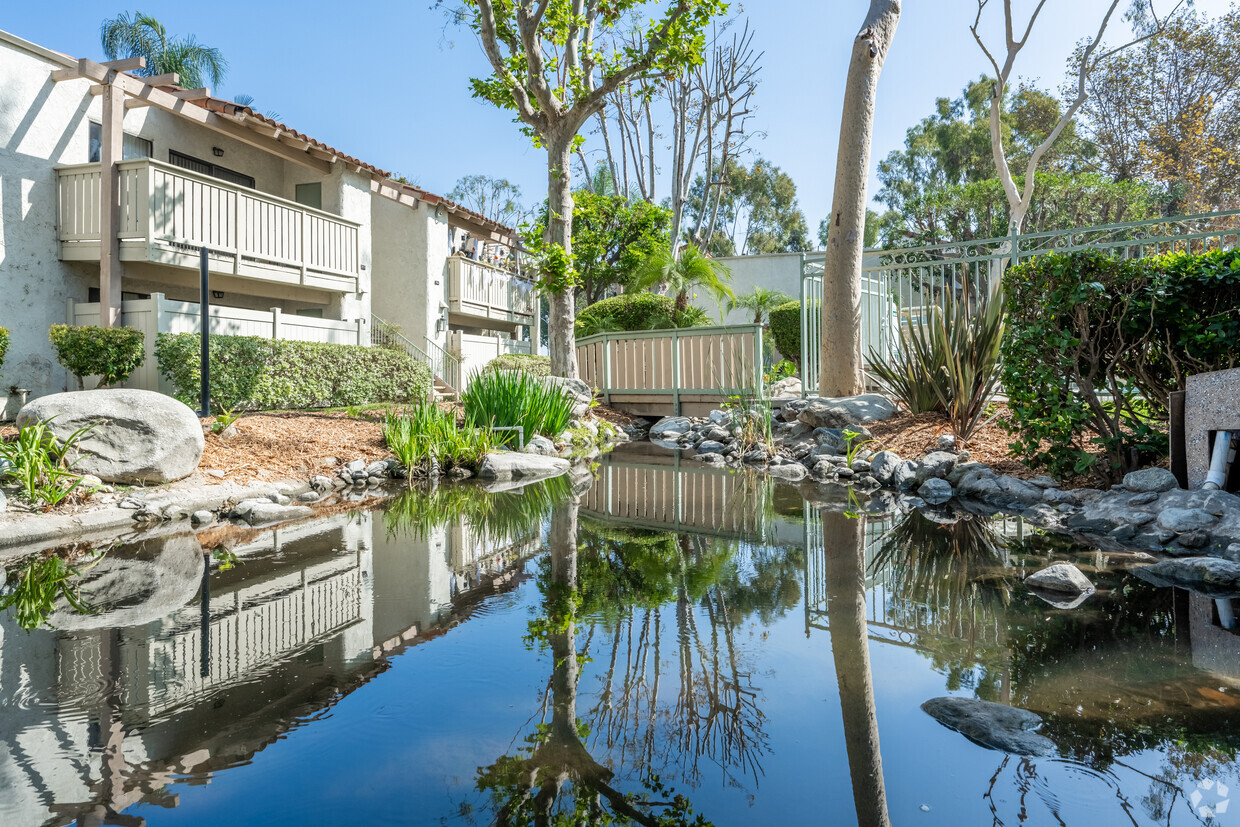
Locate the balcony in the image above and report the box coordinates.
[55,158,361,292]
[446,256,536,332]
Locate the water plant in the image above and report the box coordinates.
[0,418,95,509]
[382,404,494,477]
[463,370,576,446]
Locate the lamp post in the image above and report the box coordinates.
[199,246,211,417]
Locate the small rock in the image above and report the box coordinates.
[310,475,334,493]
[190,510,215,525]
[367,475,385,486]
[268,493,292,506]
[118,496,144,509]
[650,416,693,440]
[836,466,855,479]
[708,409,733,426]
[892,460,919,490]
[917,451,957,481]
[365,460,388,477]
[936,434,957,451]
[1025,563,1095,595]
[346,459,367,474]
[850,459,872,473]
[1123,467,1179,494]
[918,478,954,505]
[742,449,769,465]
[447,467,473,480]
[696,440,727,455]
[869,450,902,485]
[1128,491,1160,506]
[524,435,556,456]
[296,491,320,502]
[1176,530,1211,549]
[203,469,226,479]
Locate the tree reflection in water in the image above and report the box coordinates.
[476,499,714,826]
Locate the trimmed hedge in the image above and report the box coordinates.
[1003,248,1240,481]
[577,293,710,335]
[0,327,8,378]
[484,353,551,376]
[48,324,145,389]
[155,333,431,411]
[768,300,801,366]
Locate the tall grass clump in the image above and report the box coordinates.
[463,370,576,446]
[382,404,494,478]
[0,418,95,509]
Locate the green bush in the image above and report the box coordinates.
[463,370,577,445]
[768,300,801,366]
[1002,248,1240,480]
[576,293,710,336]
[484,353,551,376]
[0,326,9,378]
[383,404,494,476]
[48,324,145,389]
[155,333,431,411]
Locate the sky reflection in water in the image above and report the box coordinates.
[1,459,1238,826]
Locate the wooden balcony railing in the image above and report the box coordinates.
[445,256,536,329]
[56,158,361,292]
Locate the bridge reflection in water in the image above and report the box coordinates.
[0,502,542,827]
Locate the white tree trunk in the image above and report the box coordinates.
[546,138,580,379]
[820,0,900,398]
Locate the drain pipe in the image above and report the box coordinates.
[1203,431,1236,490]
[1218,598,1237,630]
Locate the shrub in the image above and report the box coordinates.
[0,326,9,378]
[484,353,551,376]
[155,333,431,411]
[768,300,801,366]
[576,293,710,336]
[1001,247,1240,480]
[463,370,577,445]
[48,325,145,389]
[383,405,493,476]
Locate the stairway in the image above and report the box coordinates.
[371,315,461,402]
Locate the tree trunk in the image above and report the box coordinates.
[820,0,900,398]
[546,137,580,379]
[822,509,891,827]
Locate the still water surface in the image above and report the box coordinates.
[2,458,1239,826]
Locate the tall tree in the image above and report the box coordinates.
[820,1,901,398]
[448,174,528,228]
[969,0,1179,233]
[447,0,727,379]
[1078,4,1240,211]
[100,12,227,90]
[685,156,810,255]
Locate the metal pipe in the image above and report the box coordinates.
[1218,598,1236,631]
[199,246,211,417]
[1204,430,1235,490]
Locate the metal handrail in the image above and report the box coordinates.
[371,315,461,396]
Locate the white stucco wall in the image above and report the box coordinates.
[371,197,442,351]
[704,253,806,326]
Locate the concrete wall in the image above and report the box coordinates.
[0,29,374,400]
[370,197,443,351]
[706,253,805,326]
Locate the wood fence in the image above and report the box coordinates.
[576,324,764,416]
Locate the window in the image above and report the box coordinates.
[295,183,322,210]
[295,308,324,318]
[88,122,152,162]
[168,149,256,189]
[88,288,149,302]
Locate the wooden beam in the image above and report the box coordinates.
[99,82,125,327]
[124,98,155,109]
[308,147,338,164]
[135,72,180,87]
[171,88,211,102]
[52,56,146,82]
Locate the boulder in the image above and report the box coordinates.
[921,697,1055,756]
[230,498,314,526]
[1132,557,1240,597]
[917,451,957,481]
[17,389,204,484]
[1158,507,1217,533]
[1024,563,1095,595]
[696,440,727,455]
[767,377,803,398]
[1122,467,1179,494]
[524,435,557,456]
[917,478,954,505]
[892,460,919,490]
[649,416,693,441]
[708,409,733,426]
[797,394,897,429]
[869,450,902,484]
[780,399,810,423]
[766,463,808,482]
[478,451,571,481]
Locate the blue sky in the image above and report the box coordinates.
[5,1,1228,232]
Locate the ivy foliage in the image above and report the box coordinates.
[1002,248,1240,480]
[576,294,709,337]
[47,324,145,389]
[155,333,430,411]
[767,300,801,367]
[0,327,9,378]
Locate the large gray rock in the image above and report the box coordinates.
[779,399,810,423]
[17,389,204,484]
[1158,507,1217,533]
[798,394,897,429]
[892,460,919,490]
[478,451,571,481]
[1024,563,1095,595]
[1132,557,1240,597]
[230,498,314,526]
[767,377,802,398]
[765,463,808,482]
[649,416,693,440]
[524,435,557,456]
[921,697,1055,756]
[917,478,954,505]
[1123,467,1179,494]
[869,450,902,484]
[917,451,957,482]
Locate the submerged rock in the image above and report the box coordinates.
[921,697,1055,756]
[1131,557,1240,597]
[1024,563,1095,595]
[917,478,954,505]
[478,451,570,481]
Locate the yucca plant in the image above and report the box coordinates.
[463,370,577,446]
[868,308,948,414]
[932,292,1005,442]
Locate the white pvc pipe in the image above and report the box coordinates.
[1204,431,1234,490]
[1218,598,1236,631]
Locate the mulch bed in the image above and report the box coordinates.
[198,411,388,482]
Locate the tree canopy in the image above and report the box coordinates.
[685,156,811,256]
[100,12,228,90]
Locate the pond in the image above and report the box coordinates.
[2,454,1239,826]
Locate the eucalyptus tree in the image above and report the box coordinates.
[100,11,227,89]
[448,174,528,228]
[820,0,901,398]
[444,0,728,379]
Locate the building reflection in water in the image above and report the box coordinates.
[0,491,542,827]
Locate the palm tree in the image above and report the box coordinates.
[633,244,735,320]
[729,286,793,325]
[100,12,228,90]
